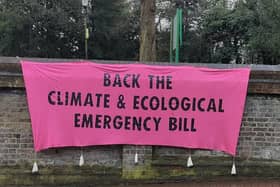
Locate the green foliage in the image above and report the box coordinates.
[0,0,84,58]
[0,0,279,64]
[246,0,280,64]
[198,0,280,64]
[0,0,139,60]
[156,0,280,64]
[88,0,139,60]
[201,1,253,63]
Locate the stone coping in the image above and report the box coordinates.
[0,56,279,94]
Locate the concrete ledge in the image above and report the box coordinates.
[0,56,280,94]
[0,157,280,186]
[0,165,121,186]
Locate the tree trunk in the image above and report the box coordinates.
[139,0,156,62]
[134,1,156,177]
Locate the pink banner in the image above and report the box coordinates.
[21,61,250,155]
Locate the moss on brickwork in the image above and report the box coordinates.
[0,157,280,186]
[122,165,158,180]
[0,165,121,186]
[152,156,280,179]
[122,156,280,181]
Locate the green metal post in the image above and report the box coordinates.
[175,10,180,63]
[179,9,183,45]
[170,19,173,63]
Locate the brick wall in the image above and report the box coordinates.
[0,57,279,185]
[154,95,280,160]
[239,95,280,160]
[0,90,122,167]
